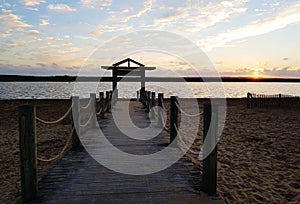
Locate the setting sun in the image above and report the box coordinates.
[252,72,262,79]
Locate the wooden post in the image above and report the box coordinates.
[109,90,113,110]
[150,92,155,119]
[18,105,37,202]
[202,104,218,196]
[90,93,97,128]
[99,92,104,118]
[141,66,145,91]
[158,93,164,128]
[71,96,81,149]
[112,68,117,93]
[140,88,144,103]
[170,96,178,143]
[147,91,151,112]
[114,89,118,105]
[279,93,282,107]
[247,92,251,108]
[105,91,110,112]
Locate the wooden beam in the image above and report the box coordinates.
[101,66,156,70]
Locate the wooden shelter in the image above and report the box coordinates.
[101,58,156,95]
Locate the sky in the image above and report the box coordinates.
[0,0,300,78]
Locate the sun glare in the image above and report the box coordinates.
[252,72,261,79]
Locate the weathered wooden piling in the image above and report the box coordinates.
[170,96,178,143]
[202,104,218,196]
[71,96,81,149]
[18,105,37,202]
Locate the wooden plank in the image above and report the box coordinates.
[18,105,37,202]
[101,66,156,70]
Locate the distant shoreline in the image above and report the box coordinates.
[0,75,299,82]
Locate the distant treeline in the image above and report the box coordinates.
[0,75,299,83]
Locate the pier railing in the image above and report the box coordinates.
[247,92,300,108]
[18,90,114,202]
[139,88,218,196]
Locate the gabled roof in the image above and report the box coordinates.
[112,58,144,67]
[101,58,156,70]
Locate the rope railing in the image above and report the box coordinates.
[80,97,92,109]
[96,107,103,116]
[18,90,116,201]
[37,127,74,163]
[174,101,203,117]
[79,112,94,128]
[36,106,72,125]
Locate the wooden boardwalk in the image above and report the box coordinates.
[31,100,223,204]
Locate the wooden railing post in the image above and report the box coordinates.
[139,89,143,103]
[109,91,113,110]
[71,96,81,149]
[99,92,104,118]
[147,91,151,112]
[105,91,110,112]
[170,96,178,143]
[158,93,164,128]
[90,93,97,128]
[137,90,140,101]
[18,105,37,202]
[202,104,218,196]
[150,92,156,119]
[247,92,251,108]
[143,90,147,107]
[279,93,282,107]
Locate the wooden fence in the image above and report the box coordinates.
[139,88,218,196]
[247,92,300,108]
[18,90,114,202]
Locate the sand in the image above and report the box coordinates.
[0,100,72,204]
[0,99,299,203]
[163,99,300,203]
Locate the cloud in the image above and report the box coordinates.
[80,0,112,8]
[39,19,49,26]
[26,30,40,35]
[123,0,154,22]
[0,10,32,37]
[90,24,132,38]
[145,0,248,32]
[23,0,45,6]
[48,4,77,12]
[283,58,289,61]
[200,2,300,50]
[221,67,300,78]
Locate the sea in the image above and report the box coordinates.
[0,82,299,99]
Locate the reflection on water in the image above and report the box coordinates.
[0,82,299,99]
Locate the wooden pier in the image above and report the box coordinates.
[29,100,224,204]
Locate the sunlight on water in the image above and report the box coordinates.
[0,82,299,99]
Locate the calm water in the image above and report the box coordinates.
[0,82,299,99]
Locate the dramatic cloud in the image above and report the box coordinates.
[48,4,77,12]
[200,2,300,50]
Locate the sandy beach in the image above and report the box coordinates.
[0,99,299,203]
